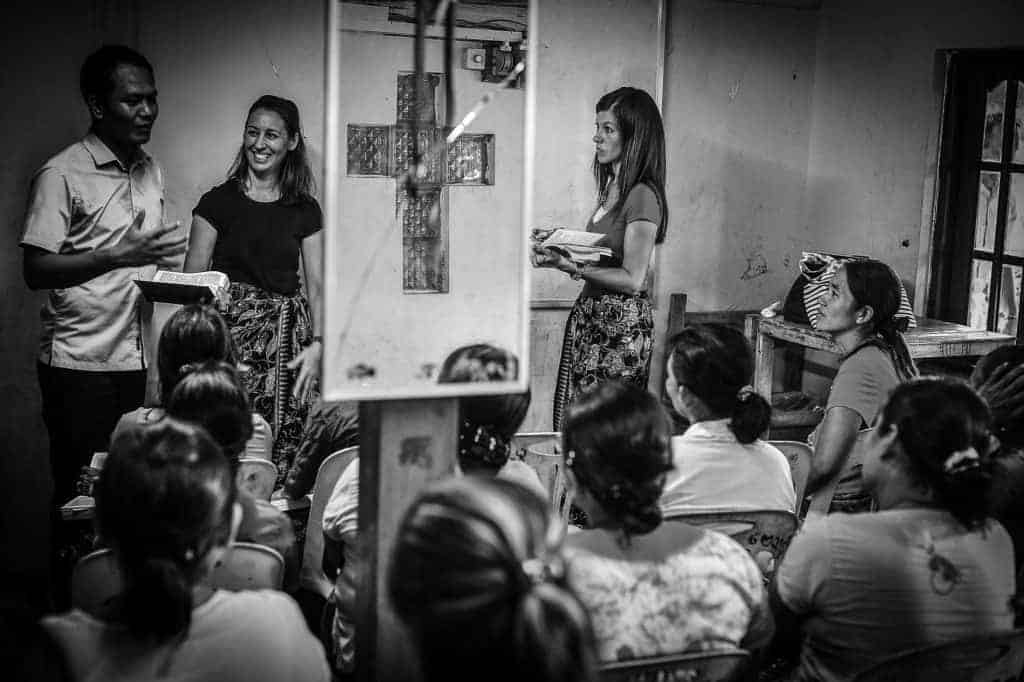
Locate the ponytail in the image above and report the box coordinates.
[880,378,994,529]
[513,582,597,682]
[729,386,772,444]
[98,422,236,643]
[119,556,194,640]
[876,318,918,381]
[389,477,596,682]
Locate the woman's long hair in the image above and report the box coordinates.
[877,377,994,529]
[668,324,771,444]
[389,477,596,682]
[97,421,236,641]
[592,87,668,244]
[844,259,918,380]
[562,381,673,538]
[227,94,315,204]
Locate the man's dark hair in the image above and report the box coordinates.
[80,45,154,104]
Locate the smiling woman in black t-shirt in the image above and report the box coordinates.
[184,95,322,481]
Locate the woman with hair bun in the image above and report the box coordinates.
[322,344,542,674]
[41,420,328,682]
[776,377,1016,681]
[661,323,795,518]
[165,360,298,589]
[389,476,596,682]
[111,304,273,460]
[560,381,772,663]
[809,259,918,512]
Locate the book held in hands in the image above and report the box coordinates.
[538,229,613,265]
[134,270,230,306]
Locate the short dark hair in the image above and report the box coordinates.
[80,44,154,104]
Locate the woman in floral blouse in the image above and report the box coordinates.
[561,381,773,663]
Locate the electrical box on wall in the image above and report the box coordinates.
[481,41,524,88]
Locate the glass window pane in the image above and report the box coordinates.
[1014,81,1024,164]
[968,259,993,330]
[976,171,1000,251]
[997,264,1022,336]
[982,81,1007,162]
[1007,173,1024,257]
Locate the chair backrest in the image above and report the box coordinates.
[299,446,359,598]
[664,509,798,579]
[851,629,1024,682]
[600,649,750,682]
[235,457,278,501]
[71,548,123,619]
[768,440,813,509]
[209,541,284,591]
[513,432,572,523]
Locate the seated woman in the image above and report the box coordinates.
[776,377,1016,682]
[971,344,1024,574]
[166,361,298,591]
[112,304,273,461]
[561,381,772,663]
[389,476,597,682]
[661,323,795,517]
[807,259,917,513]
[321,344,542,673]
[42,420,329,682]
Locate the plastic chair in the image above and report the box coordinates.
[851,629,1024,682]
[299,446,359,599]
[513,432,572,523]
[767,440,812,510]
[70,548,123,619]
[663,509,798,579]
[600,649,750,682]
[209,541,285,591]
[236,457,278,501]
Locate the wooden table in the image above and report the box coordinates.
[750,315,1016,400]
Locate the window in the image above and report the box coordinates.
[928,51,1024,342]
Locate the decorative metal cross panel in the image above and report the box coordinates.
[347,72,495,293]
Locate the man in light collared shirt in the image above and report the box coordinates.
[20,45,185,503]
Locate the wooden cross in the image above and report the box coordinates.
[347,72,495,293]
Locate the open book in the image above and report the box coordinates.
[538,229,613,264]
[134,270,230,306]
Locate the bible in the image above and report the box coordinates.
[134,270,230,305]
[537,229,613,265]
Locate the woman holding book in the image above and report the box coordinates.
[184,95,322,480]
[532,87,667,428]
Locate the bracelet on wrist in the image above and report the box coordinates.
[570,263,586,281]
